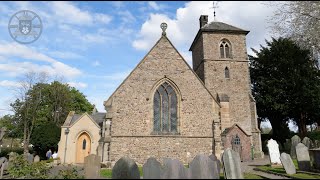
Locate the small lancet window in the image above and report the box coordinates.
[82,139,86,150]
[225,67,230,78]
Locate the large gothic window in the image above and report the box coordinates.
[220,40,232,59]
[153,82,178,134]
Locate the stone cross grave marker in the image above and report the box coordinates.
[280,152,296,174]
[142,157,161,179]
[112,156,140,179]
[189,154,219,179]
[296,143,311,171]
[291,135,301,159]
[267,139,282,166]
[161,158,188,179]
[84,154,101,179]
[222,148,243,179]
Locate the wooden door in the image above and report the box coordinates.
[76,132,91,163]
[231,135,243,161]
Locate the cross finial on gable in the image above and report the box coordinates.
[160,22,167,36]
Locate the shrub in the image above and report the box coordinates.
[7,154,51,179]
[54,167,84,179]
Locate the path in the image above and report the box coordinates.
[241,155,291,179]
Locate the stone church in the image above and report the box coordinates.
[58,15,263,165]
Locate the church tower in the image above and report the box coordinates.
[189,15,263,159]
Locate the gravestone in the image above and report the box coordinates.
[0,157,8,179]
[302,137,311,149]
[34,155,40,163]
[222,148,243,179]
[309,148,320,170]
[84,154,101,179]
[209,154,221,174]
[189,154,219,179]
[25,153,34,164]
[280,153,296,174]
[142,157,161,179]
[291,135,301,159]
[296,143,311,171]
[161,158,188,179]
[267,139,282,166]
[112,156,140,179]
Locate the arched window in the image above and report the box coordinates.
[153,82,178,134]
[82,139,86,150]
[225,67,230,78]
[220,40,232,59]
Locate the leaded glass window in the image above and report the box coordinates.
[153,82,178,134]
[233,135,241,145]
[220,40,232,59]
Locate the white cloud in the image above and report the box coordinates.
[0,80,20,87]
[133,1,277,57]
[92,60,101,67]
[94,13,112,24]
[0,42,81,78]
[148,2,161,11]
[67,82,88,89]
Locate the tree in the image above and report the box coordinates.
[30,121,60,159]
[268,1,320,67]
[249,37,320,140]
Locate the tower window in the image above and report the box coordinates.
[225,67,230,78]
[220,40,232,59]
[153,82,178,134]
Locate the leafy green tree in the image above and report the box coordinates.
[249,37,320,140]
[30,121,60,159]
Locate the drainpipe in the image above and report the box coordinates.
[64,128,70,164]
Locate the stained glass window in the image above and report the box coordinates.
[153,82,178,134]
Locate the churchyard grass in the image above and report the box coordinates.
[100,166,143,178]
[256,165,320,179]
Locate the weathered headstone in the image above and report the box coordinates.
[161,158,188,179]
[222,148,243,179]
[25,153,34,164]
[112,156,140,179]
[309,148,320,170]
[84,154,101,179]
[209,154,221,174]
[189,154,219,179]
[296,143,311,171]
[267,139,282,166]
[291,135,301,159]
[302,137,311,149]
[33,155,40,163]
[142,157,161,179]
[280,153,296,174]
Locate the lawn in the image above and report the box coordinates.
[101,168,265,179]
[255,163,320,179]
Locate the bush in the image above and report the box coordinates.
[0,147,33,158]
[7,154,51,179]
[307,131,320,141]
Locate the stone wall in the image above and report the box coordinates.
[104,35,221,164]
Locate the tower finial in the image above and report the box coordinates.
[160,22,167,36]
[212,1,219,21]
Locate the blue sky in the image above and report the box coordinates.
[0,1,291,130]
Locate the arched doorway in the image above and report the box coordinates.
[76,132,91,163]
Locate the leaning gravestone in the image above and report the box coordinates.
[280,153,296,174]
[222,148,243,179]
[161,158,188,179]
[302,137,311,149]
[112,156,140,179]
[296,143,311,171]
[209,154,221,174]
[33,155,40,163]
[189,154,219,179]
[267,139,282,166]
[84,154,101,179]
[291,135,301,159]
[142,157,161,179]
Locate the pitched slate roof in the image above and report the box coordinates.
[63,112,106,127]
[189,21,249,51]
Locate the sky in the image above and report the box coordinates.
[0,1,296,131]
